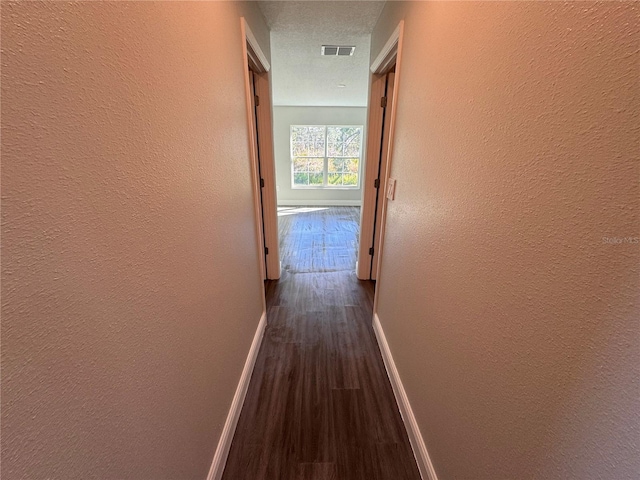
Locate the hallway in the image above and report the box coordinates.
[222,207,420,479]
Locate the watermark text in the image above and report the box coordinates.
[602,236,639,245]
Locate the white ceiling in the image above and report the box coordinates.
[258,1,386,107]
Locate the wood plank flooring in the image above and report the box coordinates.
[222,206,420,480]
[276,206,361,274]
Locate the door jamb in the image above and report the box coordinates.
[251,72,280,280]
[371,21,404,315]
[358,21,404,282]
[357,74,387,280]
[241,18,281,284]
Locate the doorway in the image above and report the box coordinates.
[357,21,404,282]
[271,117,367,276]
[242,18,280,282]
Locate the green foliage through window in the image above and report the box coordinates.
[290,126,362,188]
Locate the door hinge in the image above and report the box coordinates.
[369,247,374,255]
[374,178,380,189]
[264,246,269,255]
[260,178,265,188]
[381,96,387,108]
[254,94,260,107]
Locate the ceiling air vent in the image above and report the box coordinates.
[321,45,355,56]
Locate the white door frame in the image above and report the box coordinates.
[357,21,404,281]
[241,18,281,283]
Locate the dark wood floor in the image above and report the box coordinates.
[222,206,420,480]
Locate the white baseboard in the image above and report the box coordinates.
[372,313,439,480]
[206,311,267,480]
[277,199,362,207]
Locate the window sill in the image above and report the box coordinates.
[291,186,360,190]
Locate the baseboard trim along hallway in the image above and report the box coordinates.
[222,207,421,478]
[373,313,439,480]
[206,312,268,480]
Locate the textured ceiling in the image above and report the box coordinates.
[258,1,386,106]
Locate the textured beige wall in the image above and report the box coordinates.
[1,2,269,479]
[373,2,639,479]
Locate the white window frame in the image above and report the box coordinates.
[290,125,363,190]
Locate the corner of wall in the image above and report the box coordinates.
[372,313,439,480]
[207,311,268,480]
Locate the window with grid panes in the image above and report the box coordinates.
[290,125,362,188]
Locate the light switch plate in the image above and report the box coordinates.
[386,178,396,200]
